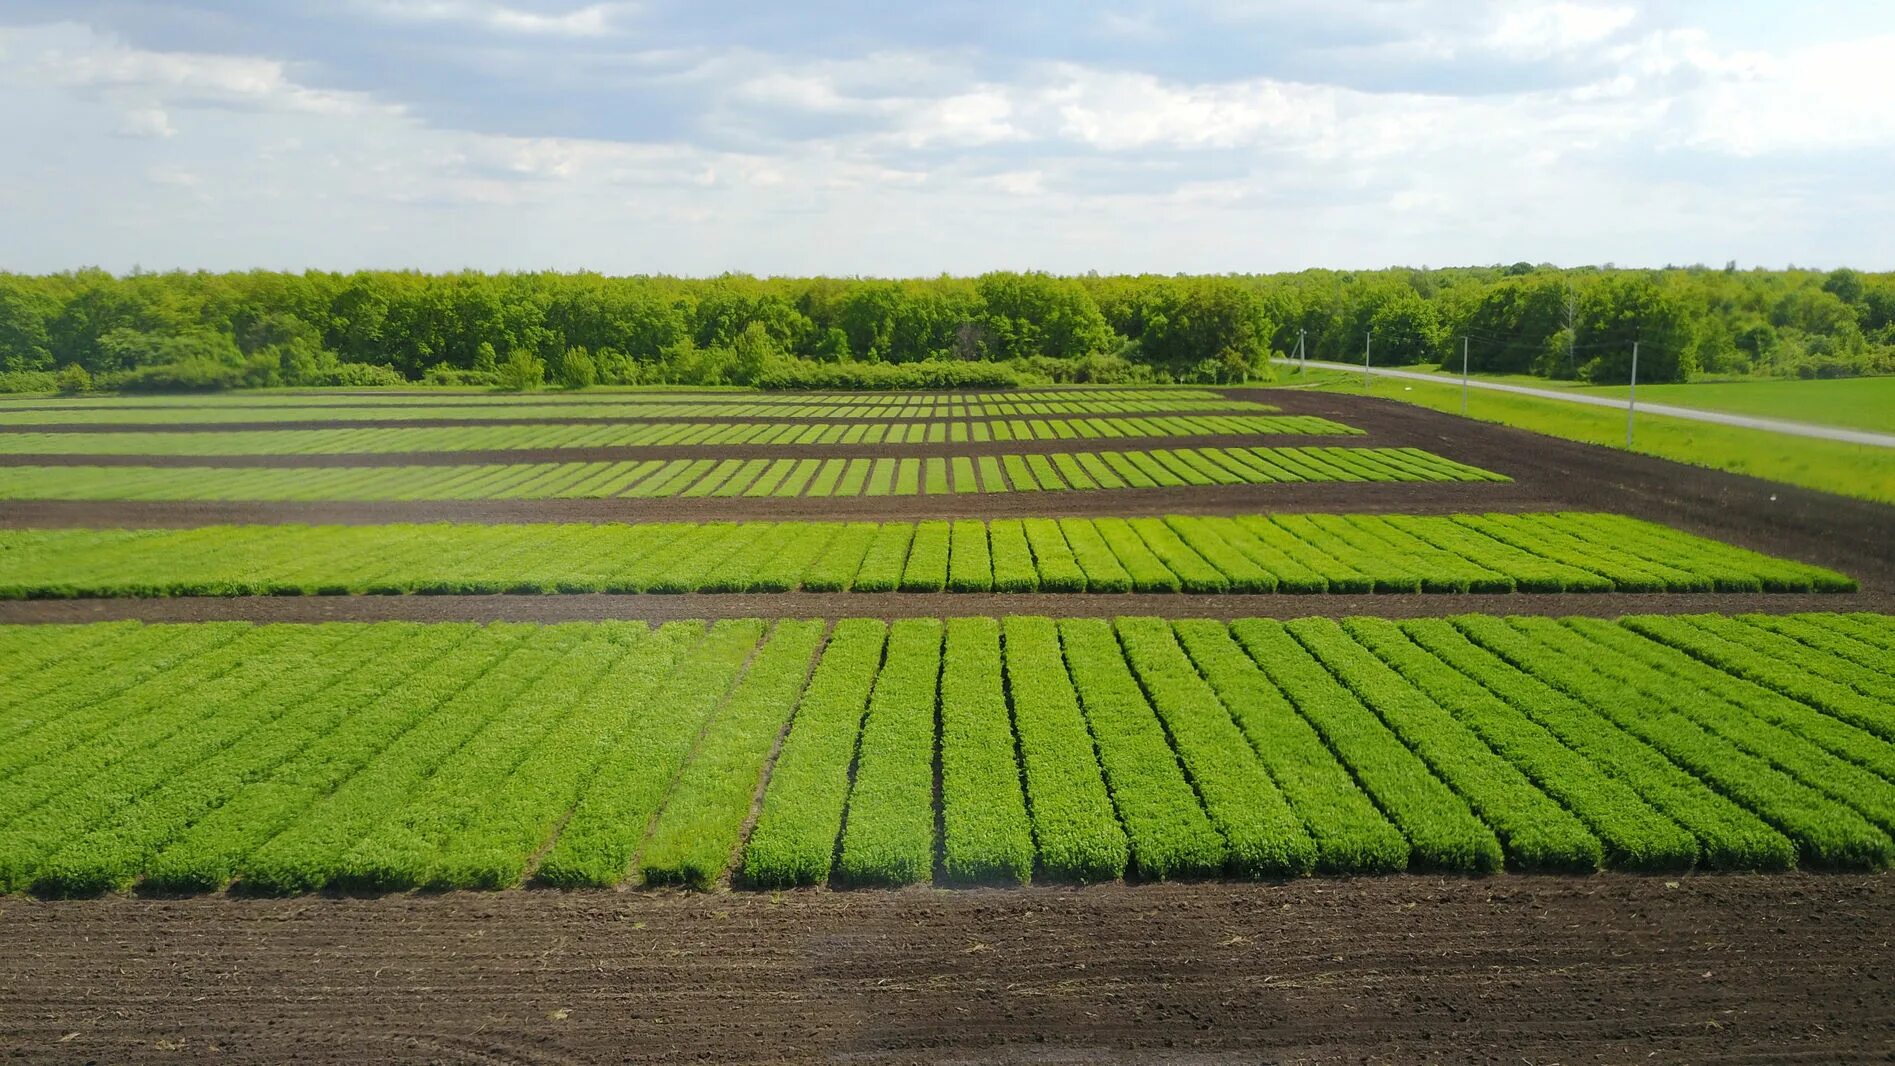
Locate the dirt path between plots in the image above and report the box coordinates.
[0,432,1355,467]
[4,588,1884,624]
[4,874,1889,1064]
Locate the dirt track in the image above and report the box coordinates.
[4,588,1884,625]
[4,874,1889,1064]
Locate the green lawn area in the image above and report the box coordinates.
[1575,377,1895,434]
[1360,366,1895,434]
[1287,369,1895,504]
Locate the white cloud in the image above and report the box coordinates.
[115,106,174,138]
[1041,67,1332,150]
[5,22,394,118]
[1485,2,1638,55]
[0,6,1891,274]
[354,1,634,37]
[1663,34,1895,155]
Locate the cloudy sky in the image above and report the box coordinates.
[2,1,1892,275]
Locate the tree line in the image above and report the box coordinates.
[0,264,1888,392]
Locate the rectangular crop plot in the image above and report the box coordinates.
[0,445,1501,501]
[0,392,1278,428]
[0,611,1887,895]
[0,414,1356,456]
[0,513,1852,600]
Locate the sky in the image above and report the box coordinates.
[2,0,1893,276]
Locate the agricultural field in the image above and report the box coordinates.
[1,380,1890,1061]
[0,445,1502,501]
[1,611,1890,897]
[0,390,1272,425]
[0,413,1360,455]
[0,512,1853,599]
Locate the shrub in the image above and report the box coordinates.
[55,364,93,394]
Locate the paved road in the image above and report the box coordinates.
[1277,359,1895,448]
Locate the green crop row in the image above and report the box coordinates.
[0,512,1851,600]
[0,445,1499,501]
[0,388,1224,412]
[0,414,1352,456]
[0,395,1272,427]
[1,611,1887,896]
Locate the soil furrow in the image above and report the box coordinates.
[3,589,1882,625]
[1,874,1887,1064]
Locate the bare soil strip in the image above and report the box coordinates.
[0,432,1351,468]
[3,874,1888,1064]
[5,589,1882,625]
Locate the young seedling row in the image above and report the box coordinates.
[1,611,1889,897]
[0,415,1358,456]
[0,512,1851,599]
[0,445,1503,501]
[0,393,1271,427]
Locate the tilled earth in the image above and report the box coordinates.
[4,874,1890,1064]
[4,387,1892,1063]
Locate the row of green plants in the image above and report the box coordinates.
[0,445,1505,502]
[0,513,1851,601]
[0,414,1350,457]
[0,393,1266,427]
[1,611,1890,895]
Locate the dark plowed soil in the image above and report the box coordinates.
[4,875,1889,1064]
[5,589,1883,625]
[0,432,1353,467]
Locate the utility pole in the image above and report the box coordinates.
[1460,335,1470,415]
[1363,330,1372,389]
[1297,329,1307,374]
[1625,339,1640,447]
[1564,286,1579,377]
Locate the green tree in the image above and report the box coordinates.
[1576,275,1697,383]
[1367,289,1444,366]
[975,272,1114,361]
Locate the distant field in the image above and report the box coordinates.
[1341,366,1895,434]
[0,414,1359,456]
[1290,370,1895,503]
[0,394,1271,426]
